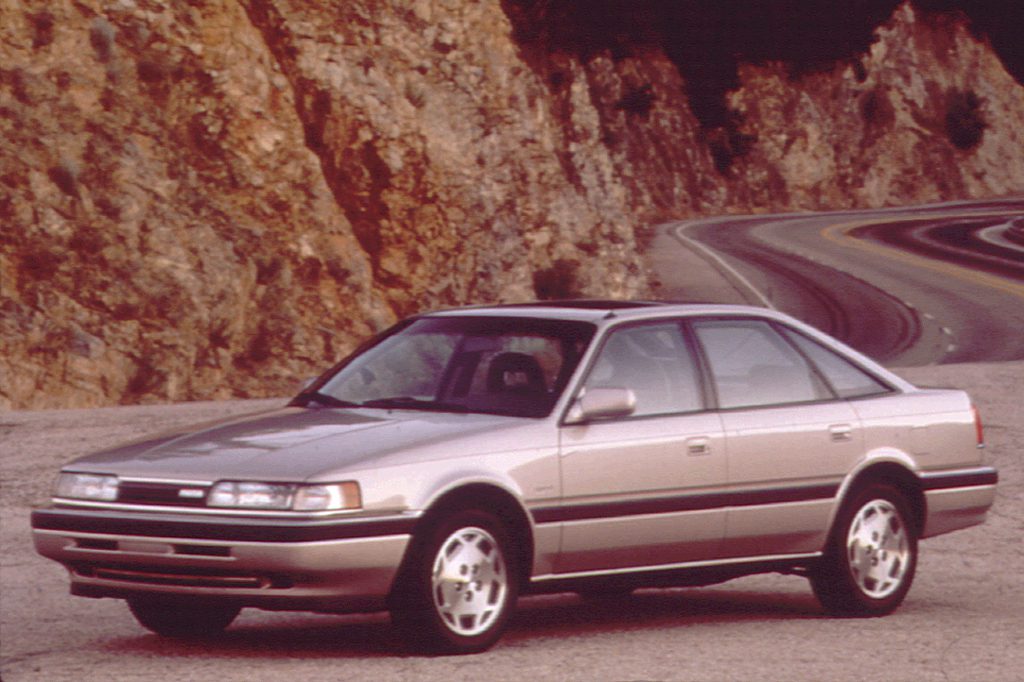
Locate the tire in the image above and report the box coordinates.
[390,509,518,655]
[127,597,240,637]
[810,483,917,616]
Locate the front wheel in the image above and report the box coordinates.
[390,509,518,655]
[810,483,917,616]
[127,597,240,637]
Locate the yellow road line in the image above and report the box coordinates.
[819,212,1024,300]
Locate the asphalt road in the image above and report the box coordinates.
[668,199,1024,366]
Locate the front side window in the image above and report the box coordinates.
[693,319,832,409]
[582,322,703,417]
[308,317,595,417]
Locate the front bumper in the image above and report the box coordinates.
[31,507,418,612]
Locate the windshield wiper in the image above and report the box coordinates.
[359,397,470,413]
[294,393,470,413]
[293,392,361,409]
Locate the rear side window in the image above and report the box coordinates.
[779,327,891,399]
[693,319,832,409]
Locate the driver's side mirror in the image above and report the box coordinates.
[564,387,637,424]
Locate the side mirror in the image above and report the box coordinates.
[565,387,637,424]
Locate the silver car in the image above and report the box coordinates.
[32,302,997,654]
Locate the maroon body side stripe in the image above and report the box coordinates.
[920,468,998,490]
[530,483,839,525]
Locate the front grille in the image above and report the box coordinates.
[174,544,230,557]
[117,481,209,507]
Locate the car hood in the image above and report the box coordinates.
[65,407,545,482]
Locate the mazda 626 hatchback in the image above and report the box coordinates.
[32,302,997,654]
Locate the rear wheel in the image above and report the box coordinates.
[390,509,518,654]
[127,597,240,637]
[810,483,917,616]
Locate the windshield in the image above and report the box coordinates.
[296,316,596,417]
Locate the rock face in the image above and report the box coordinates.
[726,5,1024,207]
[1,0,1022,409]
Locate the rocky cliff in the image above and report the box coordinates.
[2,0,1022,409]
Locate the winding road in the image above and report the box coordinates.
[668,198,1024,366]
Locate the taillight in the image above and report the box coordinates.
[972,404,985,448]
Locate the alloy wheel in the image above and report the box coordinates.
[430,526,509,637]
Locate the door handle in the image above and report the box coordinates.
[829,424,854,442]
[686,437,711,455]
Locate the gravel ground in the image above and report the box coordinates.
[2,362,1021,681]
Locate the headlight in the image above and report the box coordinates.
[208,482,293,509]
[293,482,361,511]
[208,481,361,511]
[56,473,119,501]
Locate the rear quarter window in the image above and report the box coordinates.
[779,327,891,399]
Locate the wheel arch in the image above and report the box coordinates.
[400,483,535,589]
[832,462,926,538]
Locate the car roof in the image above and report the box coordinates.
[424,300,778,323]
[422,300,916,392]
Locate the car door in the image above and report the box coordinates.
[555,321,728,575]
[691,318,864,559]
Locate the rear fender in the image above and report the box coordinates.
[825,449,925,545]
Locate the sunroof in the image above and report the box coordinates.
[495,300,664,310]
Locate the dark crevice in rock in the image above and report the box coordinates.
[29,11,56,49]
[533,258,583,299]
[239,0,384,268]
[944,88,987,151]
[342,141,390,263]
[615,84,655,118]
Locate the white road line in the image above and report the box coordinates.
[978,223,1024,253]
[670,221,776,310]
